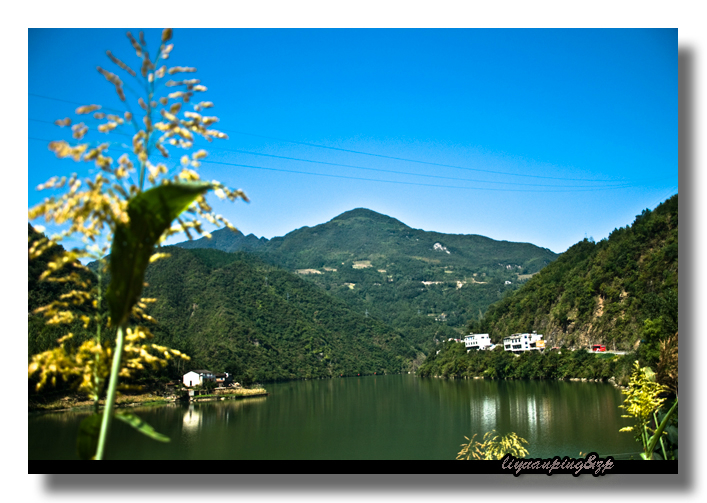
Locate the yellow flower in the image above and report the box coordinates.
[76,104,101,115]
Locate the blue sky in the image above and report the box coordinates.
[28,28,677,253]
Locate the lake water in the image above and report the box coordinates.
[28,375,639,460]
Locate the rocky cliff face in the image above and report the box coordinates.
[474,195,678,357]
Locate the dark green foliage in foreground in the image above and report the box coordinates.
[418,342,637,385]
[142,247,419,383]
[470,195,678,365]
[28,224,98,358]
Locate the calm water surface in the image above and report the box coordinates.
[29,375,638,460]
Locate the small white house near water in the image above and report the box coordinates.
[182,369,215,387]
[465,333,493,351]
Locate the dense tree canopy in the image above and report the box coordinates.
[175,207,559,352]
[469,195,678,365]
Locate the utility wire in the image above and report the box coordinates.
[197,143,635,189]
[27,136,658,194]
[218,127,623,183]
[29,118,134,138]
[30,91,623,184]
[30,116,628,188]
[200,159,636,193]
[29,93,124,114]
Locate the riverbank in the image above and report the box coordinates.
[426,373,628,389]
[28,387,268,413]
[418,342,638,386]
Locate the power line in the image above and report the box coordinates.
[199,143,634,189]
[29,91,623,183]
[29,93,124,114]
[200,159,636,193]
[29,117,629,188]
[218,127,623,183]
[29,118,134,138]
[27,136,650,193]
[28,136,670,194]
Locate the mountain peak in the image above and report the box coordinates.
[174,227,267,253]
[331,208,409,228]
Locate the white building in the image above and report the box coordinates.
[182,369,215,387]
[503,332,545,353]
[465,333,493,351]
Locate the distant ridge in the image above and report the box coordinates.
[258,207,557,273]
[175,228,268,253]
[173,208,559,351]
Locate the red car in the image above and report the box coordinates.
[592,344,607,352]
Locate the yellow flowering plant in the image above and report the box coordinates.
[456,430,529,460]
[619,360,678,460]
[28,29,248,460]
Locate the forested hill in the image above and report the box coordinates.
[174,228,267,253]
[471,195,678,363]
[28,224,96,357]
[142,247,420,383]
[258,208,557,273]
[172,208,559,351]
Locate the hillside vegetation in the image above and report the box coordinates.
[175,208,559,351]
[28,224,98,358]
[141,247,419,383]
[470,195,678,365]
[29,227,420,386]
[419,341,637,384]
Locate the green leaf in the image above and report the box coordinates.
[642,367,656,382]
[115,411,170,442]
[106,182,212,325]
[666,425,678,446]
[77,413,102,460]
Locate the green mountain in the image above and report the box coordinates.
[175,228,267,253]
[471,195,678,365]
[141,247,419,383]
[29,226,419,385]
[174,208,559,351]
[259,208,556,273]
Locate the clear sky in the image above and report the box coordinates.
[28,28,677,254]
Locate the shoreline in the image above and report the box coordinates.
[423,374,628,389]
[28,387,268,414]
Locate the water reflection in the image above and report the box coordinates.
[182,404,201,431]
[29,377,636,460]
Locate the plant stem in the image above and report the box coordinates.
[654,411,668,460]
[94,322,126,460]
[642,424,651,459]
[92,257,104,415]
